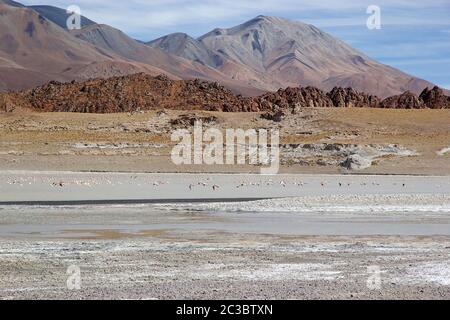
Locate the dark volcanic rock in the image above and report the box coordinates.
[250,87,334,112]
[420,86,450,109]
[327,87,380,108]
[0,93,6,112]
[170,114,218,127]
[261,110,286,122]
[381,91,424,109]
[341,154,372,170]
[16,73,244,113]
[6,73,448,113]
[0,93,16,112]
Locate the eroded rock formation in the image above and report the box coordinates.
[3,73,449,114]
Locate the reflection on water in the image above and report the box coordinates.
[0,202,449,239]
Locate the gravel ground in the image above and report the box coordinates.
[0,236,449,300]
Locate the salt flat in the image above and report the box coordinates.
[0,172,449,299]
[1,171,449,202]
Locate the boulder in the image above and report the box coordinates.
[0,93,16,112]
[380,91,423,109]
[327,87,380,108]
[15,73,243,113]
[254,86,334,112]
[261,109,286,122]
[420,86,450,109]
[341,154,372,170]
[170,114,218,127]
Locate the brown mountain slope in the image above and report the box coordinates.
[0,2,445,98]
[150,15,440,98]
[0,5,109,73]
[71,24,262,96]
[0,3,174,91]
[72,25,220,80]
[148,33,224,68]
[148,31,285,92]
[207,16,441,97]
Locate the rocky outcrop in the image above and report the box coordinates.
[341,154,373,170]
[170,114,219,127]
[420,86,450,109]
[17,73,244,113]
[0,93,6,112]
[380,87,450,109]
[10,75,338,113]
[327,87,380,108]
[381,91,423,109]
[281,143,417,170]
[249,87,334,113]
[437,146,450,156]
[0,93,16,112]
[261,110,286,122]
[6,73,450,113]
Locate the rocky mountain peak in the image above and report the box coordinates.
[148,32,225,68]
[0,3,444,98]
[145,15,440,98]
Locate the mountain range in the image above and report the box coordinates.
[0,0,445,98]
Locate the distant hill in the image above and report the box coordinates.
[0,1,446,98]
[0,3,174,91]
[71,24,251,91]
[149,15,438,98]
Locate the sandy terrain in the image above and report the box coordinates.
[0,108,449,174]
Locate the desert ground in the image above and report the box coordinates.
[0,108,449,174]
[1,0,449,302]
[0,108,449,300]
[0,172,449,300]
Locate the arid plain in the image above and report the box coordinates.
[1,107,449,174]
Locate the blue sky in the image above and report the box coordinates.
[20,0,450,88]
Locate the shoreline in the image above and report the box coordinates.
[0,198,274,206]
[1,171,449,299]
[2,171,450,202]
[2,169,450,177]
